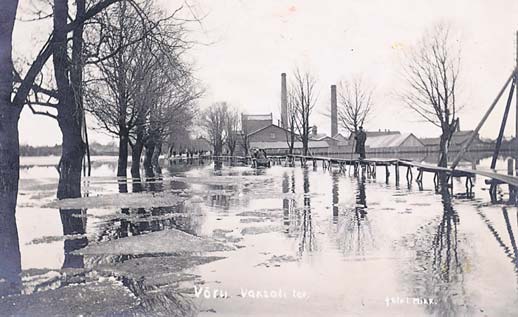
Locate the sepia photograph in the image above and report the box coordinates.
[1,0,518,316]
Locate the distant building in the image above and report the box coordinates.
[238,115,329,155]
[420,130,483,152]
[346,129,424,152]
[366,132,425,150]
[309,125,339,147]
[241,113,273,134]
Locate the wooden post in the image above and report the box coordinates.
[516,31,518,144]
[451,71,515,169]
[508,158,516,203]
[491,80,516,169]
[516,31,518,176]
[395,163,400,185]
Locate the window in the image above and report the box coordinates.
[270,133,276,139]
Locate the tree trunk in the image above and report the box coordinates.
[131,139,144,179]
[151,141,162,174]
[0,109,22,297]
[54,0,86,199]
[214,140,223,156]
[0,0,22,296]
[438,130,451,168]
[117,130,129,177]
[57,120,86,199]
[144,140,155,177]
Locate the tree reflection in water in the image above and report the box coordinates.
[334,174,375,257]
[282,170,299,237]
[298,168,315,255]
[280,168,315,254]
[60,209,88,269]
[405,181,471,316]
[282,172,290,226]
[332,171,339,223]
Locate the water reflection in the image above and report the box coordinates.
[406,186,469,316]
[282,172,290,226]
[502,208,518,270]
[332,172,339,222]
[334,176,375,257]
[477,206,518,275]
[282,171,299,237]
[11,155,518,315]
[297,168,315,255]
[60,209,88,269]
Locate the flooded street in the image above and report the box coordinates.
[3,155,518,316]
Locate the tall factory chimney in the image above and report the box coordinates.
[281,73,288,128]
[331,84,338,137]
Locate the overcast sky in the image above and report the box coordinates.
[14,0,518,145]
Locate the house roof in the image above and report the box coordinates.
[247,123,295,137]
[366,133,424,148]
[348,130,400,139]
[420,130,477,146]
[250,140,329,150]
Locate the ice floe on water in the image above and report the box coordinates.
[76,228,236,255]
[44,191,187,209]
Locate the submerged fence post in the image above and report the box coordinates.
[508,159,516,203]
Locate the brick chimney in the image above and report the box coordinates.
[312,125,318,136]
[281,73,287,128]
[331,84,337,137]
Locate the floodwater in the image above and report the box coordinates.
[1,154,518,316]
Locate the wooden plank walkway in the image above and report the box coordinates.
[181,153,518,190]
[287,154,518,188]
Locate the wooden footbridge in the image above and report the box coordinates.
[187,153,516,202]
[286,154,517,201]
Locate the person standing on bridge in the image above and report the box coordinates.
[354,126,367,159]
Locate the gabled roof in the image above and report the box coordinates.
[420,130,478,146]
[247,123,296,137]
[348,130,400,139]
[366,133,424,148]
[250,140,329,149]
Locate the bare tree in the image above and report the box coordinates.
[85,0,201,178]
[225,108,240,156]
[337,77,374,134]
[85,1,152,177]
[290,69,318,156]
[284,89,298,155]
[0,0,126,293]
[239,114,250,157]
[18,0,168,198]
[142,73,200,176]
[201,102,230,156]
[401,23,460,167]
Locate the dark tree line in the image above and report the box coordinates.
[84,0,201,178]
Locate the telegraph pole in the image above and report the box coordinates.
[515,30,518,141]
[515,31,518,175]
